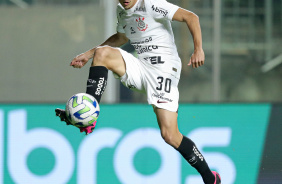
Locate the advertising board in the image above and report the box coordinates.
[0,104,271,184]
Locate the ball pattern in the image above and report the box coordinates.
[65,93,100,127]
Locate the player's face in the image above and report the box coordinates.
[119,0,137,10]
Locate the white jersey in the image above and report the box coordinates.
[116,0,181,79]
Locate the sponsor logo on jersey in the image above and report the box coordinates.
[131,37,153,45]
[144,56,165,65]
[134,6,146,12]
[136,17,148,31]
[130,27,136,34]
[131,37,157,54]
[134,45,159,54]
[151,5,168,17]
[152,93,173,103]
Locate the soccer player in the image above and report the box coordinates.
[56,0,221,183]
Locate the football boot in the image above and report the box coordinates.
[212,171,221,184]
[55,108,96,135]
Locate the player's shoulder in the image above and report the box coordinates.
[143,0,170,13]
[117,3,126,18]
[117,3,124,12]
[143,0,153,7]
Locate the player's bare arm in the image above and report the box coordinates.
[70,32,129,68]
[173,8,205,68]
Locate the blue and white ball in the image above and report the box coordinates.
[65,93,100,127]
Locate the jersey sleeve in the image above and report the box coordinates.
[116,5,125,33]
[147,0,180,21]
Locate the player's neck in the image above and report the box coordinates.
[123,0,138,10]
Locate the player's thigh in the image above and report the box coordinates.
[155,108,178,130]
[117,48,145,93]
[94,46,126,77]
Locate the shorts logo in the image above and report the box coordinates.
[152,93,173,103]
[157,100,167,104]
[136,17,148,31]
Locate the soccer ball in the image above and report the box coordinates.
[65,93,100,127]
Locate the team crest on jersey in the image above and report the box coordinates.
[136,17,148,31]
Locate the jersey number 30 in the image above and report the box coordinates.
[156,77,171,93]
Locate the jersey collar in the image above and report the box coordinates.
[124,0,140,13]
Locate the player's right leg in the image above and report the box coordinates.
[154,108,220,184]
[146,68,221,184]
[56,46,126,134]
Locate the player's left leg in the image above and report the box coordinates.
[86,46,127,103]
[154,107,220,184]
[56,46,127,134]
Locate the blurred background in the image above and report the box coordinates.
[0,0,282,184]
[0,0,281,103]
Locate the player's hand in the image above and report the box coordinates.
[70,51,93,68]
[188,48,205,68]
[70,53,89,68]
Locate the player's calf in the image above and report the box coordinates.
[86,66,108,103]
[176,135,216,184]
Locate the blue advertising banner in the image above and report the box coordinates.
[0,104,271,184]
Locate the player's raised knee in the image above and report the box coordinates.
[92,46,113,67]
